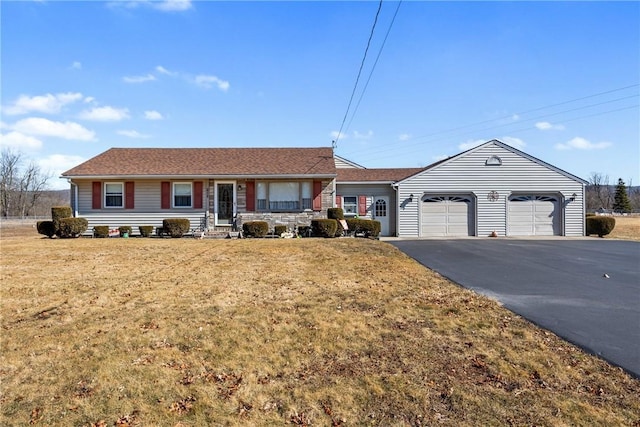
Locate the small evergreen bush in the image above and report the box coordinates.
[162,218,190,238]
[327,207,344,220]
[311,219,337,238]
[118,226,133,237]
[36,221,56,238]
[243,221,269,238]
[52,206,72,237]
[274,225,287,236]
[346,218,381,238]
[58,217,89,238]
[586,216,615,238]
[93,226,109,238]
[139,225,154,237]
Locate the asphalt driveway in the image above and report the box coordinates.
[389,239,640,378]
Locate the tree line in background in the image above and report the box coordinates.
[586,173,638,213]
[1,150,638,218]
[1,149,69,218]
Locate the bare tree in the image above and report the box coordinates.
[586,172,613,212]
[0,149,51,218]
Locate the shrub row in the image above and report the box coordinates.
[345,218,381,238]
[308,218,381,238]
[37,206,88,238]
[586,216,615,237]
[243,221,269,238]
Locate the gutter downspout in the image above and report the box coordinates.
[67,179,78,217]
[392,183,399,237]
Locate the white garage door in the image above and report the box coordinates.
[421,195,474,237]
[508,195,560,236]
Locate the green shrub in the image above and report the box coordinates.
[139,225,154,237]
[162,218,190,238]
[51,205,72,236]
[243,221,269,238]
[586,216,615,237]
[297,225,312,237]
[118,226,133,237]
[311,219,337,238]
[346,218,381,238]
[327,207,344,220]
[334,219,345,237]
[93,226,109,238]
[36,221,56,238]
[58,217,89,238]
[274,225,287,236]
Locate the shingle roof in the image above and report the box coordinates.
[336,167,426,183]
[62,147,337,177]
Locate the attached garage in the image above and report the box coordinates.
[508,195,561,236]
[421,195,475,237]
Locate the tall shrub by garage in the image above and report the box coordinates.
[346,218,381,238]
[163,218,190,238]
[52,206,72,237]
[586,216,615,238]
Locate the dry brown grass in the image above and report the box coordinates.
[1,225,639,426]
[602,215,640,241]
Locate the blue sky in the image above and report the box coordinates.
[1,0,638,190]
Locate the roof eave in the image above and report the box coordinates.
[62,173,337,180]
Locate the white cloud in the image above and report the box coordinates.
[398,133,411,141]
[153,0,192,12]
[12,117,96,141]
[0,131,43,150]
[117,129,150,139]
[433,154,449,161]
[156,65,176,76]
[79,106,130,122]
[330,131,347,141]
[144,110,164,120]
[512,114,520,121]
[123,74,156,83]
[3,92,83,115]
[458,139,486,151]
[38,154,87,190]
[501,136,526,149]
[555,137,612,151]
[194,75,230,91]
[353,130,373,140]
[84,97,96,104]
[70,61,82,70]
[536,121,565,131]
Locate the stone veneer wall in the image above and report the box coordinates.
[205,178,334,231]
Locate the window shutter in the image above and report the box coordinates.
[335,195,342,208]
[161,181,171,209]
[358,195,367,216]
[125,181,135,209]
[92,182,102,209]
[312,181,322,211]
[246,180,255,212]
[193,181,203,209]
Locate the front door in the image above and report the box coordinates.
[215,182,235,226]
[373,196,389,236]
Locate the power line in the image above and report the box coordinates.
[333,0,384,150]
[345,0,403,132]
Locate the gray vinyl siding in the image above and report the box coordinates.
[397,143,585,237]
[336,183,396,236]
[74,179,208,234]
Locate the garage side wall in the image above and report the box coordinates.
[396,143,585,237]
[336,183,396,236]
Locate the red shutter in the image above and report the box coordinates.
[193,181,203,209]
[312,181,322,211]
[92,182,101,209]
[246,180,255,212]
[358,195,367,216]
[125,181,135,209]
[161,181,171,209]
[335,195,342,208]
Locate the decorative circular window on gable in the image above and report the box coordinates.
[485,155,502,166]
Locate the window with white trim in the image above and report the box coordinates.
[343,196,357,215]
[105,182,124,208]
[256,181,312,211]
[173,182,192,207]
